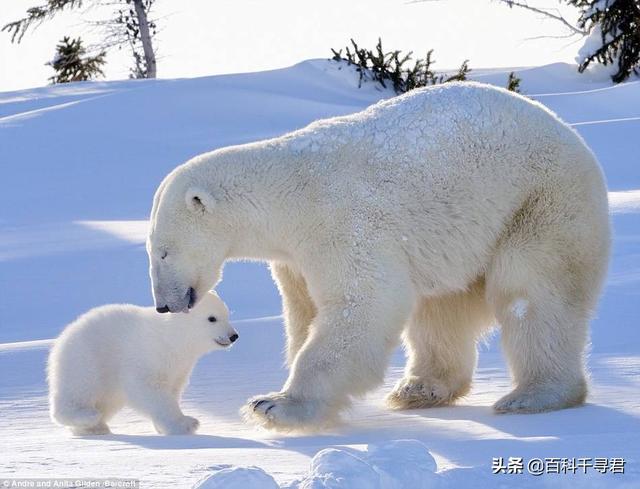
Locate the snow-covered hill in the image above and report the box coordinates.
[0,60,638,488]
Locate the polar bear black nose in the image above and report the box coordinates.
[229,333,239,343]
[187,287,197,309]
[156,305,170,313]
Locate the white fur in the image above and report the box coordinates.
[48,292,237,435]
[147,82,610,431]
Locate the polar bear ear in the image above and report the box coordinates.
[185,187,216,214]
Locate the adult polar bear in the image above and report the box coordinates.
[147,82,610,431]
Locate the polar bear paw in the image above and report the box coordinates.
[494,382,586,414]
[242,392,328,432]
[156,415,200,435]
[386,376,466,409]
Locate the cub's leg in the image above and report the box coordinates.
[388,279,493,409]
[271,262,317,366]
[50,398,111,435]
[126,383,198,435]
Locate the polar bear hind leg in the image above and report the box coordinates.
[387,279,493,409]
[487,190,607,414]
[489,282,590,413]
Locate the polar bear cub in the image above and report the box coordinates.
[48,291,237,435]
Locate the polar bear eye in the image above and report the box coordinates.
[160,251,168,260]
[208,316,217,323]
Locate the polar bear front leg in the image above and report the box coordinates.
[244,262,413,431]
[270,263,317,366]
[126,383,199,435]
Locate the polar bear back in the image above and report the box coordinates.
[49,305,160,388]
[153,81,608,299]
[283,82,577,177]
[268,83,607,293]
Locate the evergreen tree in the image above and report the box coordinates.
[331,38,470,94]
[571,0,640,83]
[48,36,106,83]
[501,0,639,83]
[3,0,157,79]
[507,71,522,92]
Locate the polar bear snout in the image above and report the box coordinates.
[214,330,239,348]
[155,287,196,314]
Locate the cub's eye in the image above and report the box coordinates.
[208,316,217,323]
[160,251,168,260]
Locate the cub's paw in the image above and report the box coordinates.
[386,376,466,409]
[242,392,327,432]
[157,415,200,435]
[71,422,111,436]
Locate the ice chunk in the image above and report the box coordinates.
[299,448,382,489]
[366,440,439,489]
[193,466,280,489]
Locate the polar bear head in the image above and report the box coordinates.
[179,290,238,350]
[147,156,238,314]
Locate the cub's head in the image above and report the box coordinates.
[147,159,235,314]
[183,291,238,350]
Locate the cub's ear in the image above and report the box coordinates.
[185,187,216,214]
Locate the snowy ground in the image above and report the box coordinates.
[1,60,639,488]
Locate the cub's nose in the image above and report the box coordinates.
[229,333,239,343]
[156,305,170,313]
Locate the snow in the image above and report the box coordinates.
[300,448,383,488]
[576,24,620,80]
[192,441,440,488]
[0,59,639,488]
[609,190,640,214]
[193,466,279,489]
[510,299,529,320]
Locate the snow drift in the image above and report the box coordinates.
[0,60,638,488]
